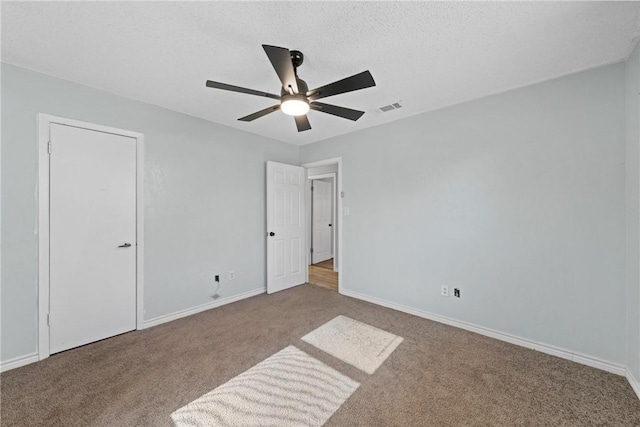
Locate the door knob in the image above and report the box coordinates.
[329,224,332,227]
[269,232,275,237]
[118,243,132,248]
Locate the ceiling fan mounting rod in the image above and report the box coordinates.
[290,50,304,72]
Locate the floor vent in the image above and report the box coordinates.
[379,102,402,112]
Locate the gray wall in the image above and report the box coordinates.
[301,63,626,364]
[2,58,635,371]
[1,63,299,362]
[626,42,640,381]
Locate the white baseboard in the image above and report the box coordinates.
[1,287,631,391]
[0,352,39,373]
[627,369,640,400]
[340,289,626,376]
[143,288,265,329]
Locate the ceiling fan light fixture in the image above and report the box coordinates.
[280,94,309,116]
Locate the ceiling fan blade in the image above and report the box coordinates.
[307,71,376,101]
[206,80,280,100]
[238,105,281,122]
[262,45,299,94]
[310,102,365,121]
[294,115,311,132]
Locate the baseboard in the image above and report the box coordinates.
[0,352,39,373]
[143,288,265,329]
[627,369,640,400]
[0,289,265,372]
[340,289,626,376]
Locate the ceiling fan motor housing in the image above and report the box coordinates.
[281,78,309,96]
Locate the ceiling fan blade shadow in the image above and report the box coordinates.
[206,81,280,100]
[262,45,299,94]
[238,105,281,122]
[310,102,365,121]
[294,115,312,132]
[307,71,375,101]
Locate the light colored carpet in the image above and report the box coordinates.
[302,315,404,374]
[4,286,640,426]
[171,345,359,427]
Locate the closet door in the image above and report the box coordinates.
[49,123,136,354]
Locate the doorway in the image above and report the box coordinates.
[303,158,342,292]
[309,175,337,291]
[311,176,335,265]
[37,114,144,360]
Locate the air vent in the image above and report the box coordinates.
[379,102,402,112]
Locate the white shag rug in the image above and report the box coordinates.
[171,345,359,427]
[301,315,404,374]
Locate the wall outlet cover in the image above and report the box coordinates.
[441,285,449,297]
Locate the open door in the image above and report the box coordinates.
[266,161,306,294]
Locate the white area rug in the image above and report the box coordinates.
[171,345,359,427]
[301,315,404,374]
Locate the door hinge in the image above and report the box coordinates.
[47,313,50,326]
[47,140,52,154]
[310,248,314,253]
[311,186,314,191]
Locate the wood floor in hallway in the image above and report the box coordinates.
[308,258,338,291]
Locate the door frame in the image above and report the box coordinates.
[308,173,337,269]
[37,114,145,361]
[301,157,343,292]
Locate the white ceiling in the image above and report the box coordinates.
[2,1,639,145]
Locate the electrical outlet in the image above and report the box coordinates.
[441,285,449,297]
[212,274,221,300]
[229,270,235,280]
[454,288,460,298]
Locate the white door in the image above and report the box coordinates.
[49,124,137,354]
[266,161,306,294]
[312,180,333,264]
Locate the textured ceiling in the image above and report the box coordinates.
[2,1,639,145]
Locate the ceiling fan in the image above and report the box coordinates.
[205,45,376,132]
